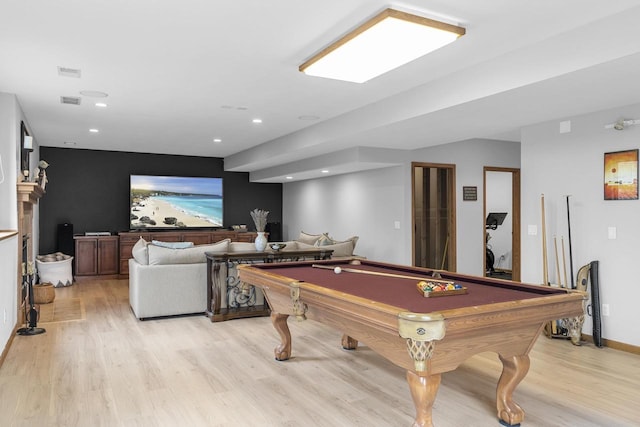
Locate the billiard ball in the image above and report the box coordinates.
[334,267,342,274]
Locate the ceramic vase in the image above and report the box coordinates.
[254,231,267,251]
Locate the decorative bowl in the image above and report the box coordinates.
[269,243,286,251]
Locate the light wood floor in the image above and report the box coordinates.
[1,279,638,427]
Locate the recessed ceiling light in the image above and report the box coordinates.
[80,90,108,98]
[64,141,76,146]
[95,102,107,107]
[252,118,263,124]
[286,176,293,180]
[89,128,99,133]
[213,138,222,143]
[321,170,329,174]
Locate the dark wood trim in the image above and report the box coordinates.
[580,334,640,355]
[483,167,521,281]
[0,324,19,369]
[411,162,457,272]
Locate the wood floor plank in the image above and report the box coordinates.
[1,279,639,426]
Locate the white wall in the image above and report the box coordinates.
[521,104,640,346]
[0,93,20,353]
[283,138,520,275]
[284,165,407,264]
[0,92,39,355]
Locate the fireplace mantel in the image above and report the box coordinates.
[17,181,45,325]
[17,182,45,205]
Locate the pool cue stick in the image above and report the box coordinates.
[541,194,549,286]
[565,195,575,289]
[541,194,556,336]
[311,264,437,282]
[561,236,568,289]
[441,235,449,270]
[553,236,562,287]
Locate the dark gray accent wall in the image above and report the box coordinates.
[38,147,282,254]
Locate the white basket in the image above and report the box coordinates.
[36,257,74,287]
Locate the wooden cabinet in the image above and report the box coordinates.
[118,230,259,277]
[74,236,119,278]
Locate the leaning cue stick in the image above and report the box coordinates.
[566,195,575,289]
[541,194,549,286]
[553,236,562,287]
[311,264,440,282]
[541,194,556,336]
[440,235,449,271]
[561,237,569,289]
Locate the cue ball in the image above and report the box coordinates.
[334,267,342,274]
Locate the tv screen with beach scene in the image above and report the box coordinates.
[130,175,223,229]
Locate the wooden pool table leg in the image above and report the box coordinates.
[406,370,441,427]
[271,312,292,361]
[496,354,529,426]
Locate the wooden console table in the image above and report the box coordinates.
[205,249,333,322]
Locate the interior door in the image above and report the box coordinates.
[412,162,456,271]
[483,167,520,281]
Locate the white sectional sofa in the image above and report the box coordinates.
[128,232,360,320]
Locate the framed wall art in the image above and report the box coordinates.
[604,149,638,200]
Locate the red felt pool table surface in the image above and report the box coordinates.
[254,261,564,313]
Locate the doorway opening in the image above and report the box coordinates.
[412,162,456,271]
[483,167,520,281]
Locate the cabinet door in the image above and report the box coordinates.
[98,237,119,275]
[235,232,257,243]
[186,233,211,245]
[150,232,181,242]
[75,238,98,276]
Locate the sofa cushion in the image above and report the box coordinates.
[148,239,230,265]
[132,237,150,265]
[229,241,257,252]
[279,241,298,251]
[297,240,355,257]
[151,240,194,249]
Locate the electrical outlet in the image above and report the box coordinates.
[602,304,610,316]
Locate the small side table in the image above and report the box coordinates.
[205,249,333,322]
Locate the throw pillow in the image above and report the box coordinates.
[297,231,324,245]
[330,235,359,251]
[298,240,355,257]
[131,237,149,265]
[314,233,333,246]
[151,240,195,249]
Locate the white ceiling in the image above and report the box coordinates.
[3,1,640,182]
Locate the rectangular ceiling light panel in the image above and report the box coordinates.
[300,9,465,83]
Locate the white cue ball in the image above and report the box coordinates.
[334,267,342,274]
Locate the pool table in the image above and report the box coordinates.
[237,259,586,427]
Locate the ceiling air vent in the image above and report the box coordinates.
[60,96,81,105]
[57,66,81,78]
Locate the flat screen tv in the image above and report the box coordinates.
[130,175,223,229]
